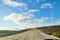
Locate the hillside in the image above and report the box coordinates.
[0,30,19,37]
[38,25,60,38]
[0,29,59,40]
[0,25,60,38]
[0,29,31,38]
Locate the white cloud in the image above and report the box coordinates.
[55,19,60,25]
[3,0,27,7]
[41,3,53,8]
[4,12,49,30]
[23,9,39,14]
[0,27,17,30]
[4,9,39,22]
[28,9,39,13]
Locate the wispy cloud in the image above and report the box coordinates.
[3,9,49,30]
[23,9,39,14]
[2,0,58,30]
[4,14,49,30]
[55,19,60,25]
[41,3,53,8]
[28,9,39,12]
[0,27,17,30]
[3,0,27,7]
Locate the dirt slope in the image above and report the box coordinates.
[0,29,59,40]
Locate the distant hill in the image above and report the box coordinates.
[37,25,60,38]
[0,30,19,37]
[0,29,31,38]
[0,25,60,38]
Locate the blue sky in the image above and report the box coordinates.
[0,0,60,30]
